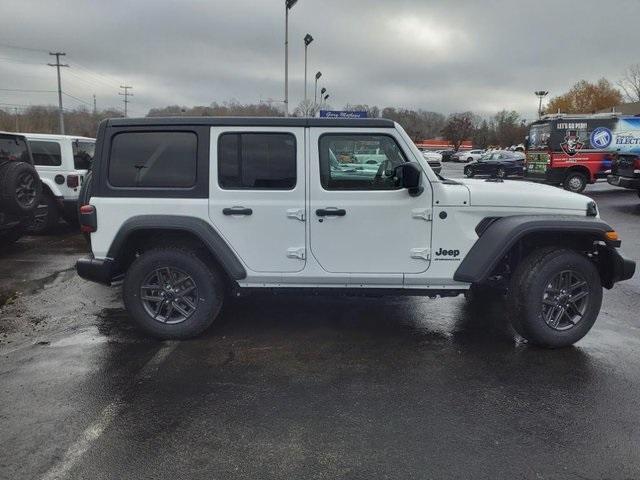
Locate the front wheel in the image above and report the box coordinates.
[564,171,587,193]
[509,248,602,348]
[123,247,225,339]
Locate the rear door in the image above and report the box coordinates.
[208,127,306,273]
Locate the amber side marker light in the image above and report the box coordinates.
[605,231,619,241]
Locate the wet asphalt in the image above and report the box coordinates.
[1,163,639,479]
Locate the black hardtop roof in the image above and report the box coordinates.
[105,116,396,128]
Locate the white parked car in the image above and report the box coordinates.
[21,133,95,233]
[421,150,442,174]
[76,117,634,347]
[452,149,485,163]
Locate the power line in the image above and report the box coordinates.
[0,88,56,93]
[0,43,48,53]
[62,91,93,107]
[119,85,133,117]
[48,52,69,134]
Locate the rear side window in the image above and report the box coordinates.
[30,141,62,166]
[108,132,197,188]
[218,133,296,189]
[73,140,95,170]
[0,137,30,163]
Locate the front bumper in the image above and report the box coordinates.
[76,256,116,285]
[597,246,636,288]
[607,174,640,190]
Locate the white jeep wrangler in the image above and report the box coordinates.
[23,133,95,233]
[76,117,635,347]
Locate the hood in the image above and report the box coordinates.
[459,178,591,212]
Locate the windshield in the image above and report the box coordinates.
[528,123,551,150]
[0,136,30,163]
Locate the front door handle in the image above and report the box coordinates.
[316,208,346,217]
[223,207,253,216]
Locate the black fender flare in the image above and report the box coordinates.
[107,215,246,280]
[453,215,617,284]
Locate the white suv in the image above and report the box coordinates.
[76,117,634,347]
[22,133,95,233]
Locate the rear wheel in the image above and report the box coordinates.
[496,166,506,179]
[563,171,587,193]
[467,157,473,163]
[509,247,602,347]
[123,247,225,339]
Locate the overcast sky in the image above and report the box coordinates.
[1,0,639,120]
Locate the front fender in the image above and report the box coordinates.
[453,215,619,284]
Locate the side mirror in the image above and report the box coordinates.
[396,163,423,196]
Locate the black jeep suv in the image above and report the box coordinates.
[0,132,42,245]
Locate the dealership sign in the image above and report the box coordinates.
[319,110,368,119]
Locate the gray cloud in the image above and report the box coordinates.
[1,0,638,119]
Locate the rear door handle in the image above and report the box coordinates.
[223,207,253,216]
[316,208,346,217]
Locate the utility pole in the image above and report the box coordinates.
[93,94,97,115]
[14,107,19,132]
[48,52,69,134]
[119,85,133,117]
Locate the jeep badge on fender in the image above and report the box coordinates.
[76,116,635,348]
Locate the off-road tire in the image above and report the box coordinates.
[509,247,602,348]
[123,247,225,339]
[563,171,587,193]
[26,193,59,235]
[0,161,41,215]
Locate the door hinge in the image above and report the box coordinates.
[286,208,306,221]
[411,208,432,221]
[410,247,431,261]
[286,247,306,260]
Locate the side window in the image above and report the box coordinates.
[218,133,296,189]
[319,134,406,190]
[73,141,95,170]
[108,131,197,188]
[30,141,62,166]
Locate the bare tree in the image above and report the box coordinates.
[441,112,477,151]
[618,64,640,103]
[293,99,320,117]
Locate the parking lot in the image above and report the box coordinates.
[1,164,639,479]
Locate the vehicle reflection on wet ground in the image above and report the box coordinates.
[1,178,639,479]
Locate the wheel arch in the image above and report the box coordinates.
[565,165,593,182]
[454,215,621,287]
[39,177,63,198]
[107,215,247,283]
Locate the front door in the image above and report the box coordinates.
[208,127,306,273]
[308,128,432,277]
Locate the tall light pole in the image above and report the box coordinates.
[303,33,314,106]
[48,52,69,134]
[284,0,298,117]
[535,90,548,118]
[314,71,322,105]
